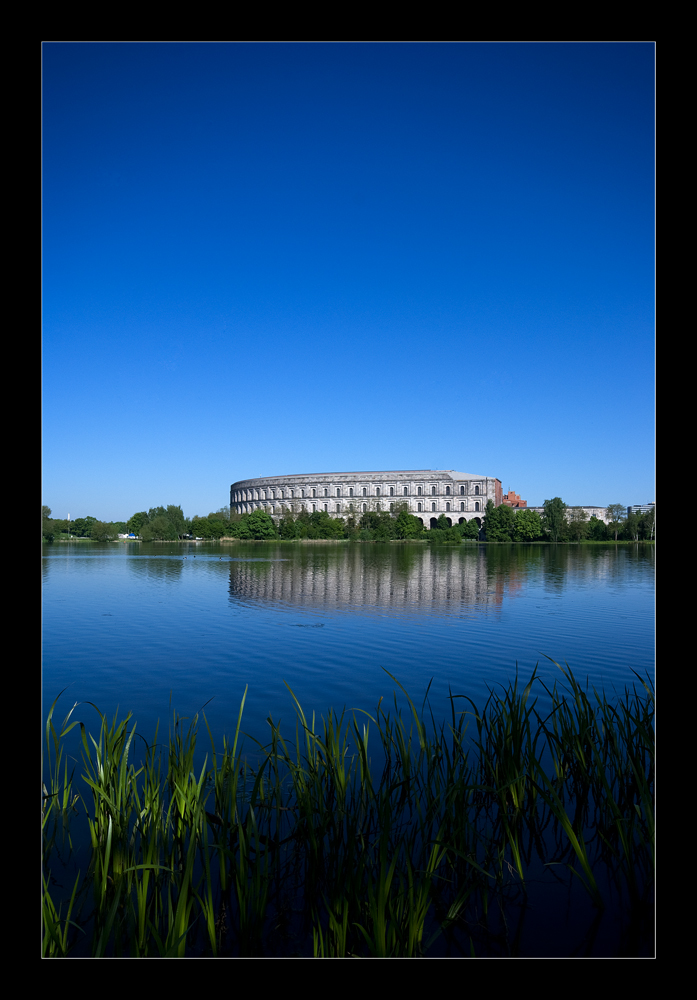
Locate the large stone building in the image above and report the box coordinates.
[230,470,502,527]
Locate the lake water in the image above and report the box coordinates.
[42,541,655,752]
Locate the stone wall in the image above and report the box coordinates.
[230,470,502,523]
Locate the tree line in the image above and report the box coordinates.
[42,499,655,544]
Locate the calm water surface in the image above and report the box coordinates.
[42,541,655,750]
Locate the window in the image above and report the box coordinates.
[460,486,464,495]
[324,488,328,497]
[312,489,316,497]
[376,487,380,496]
[336,504,340,512]
[475,486,479,495]
[404,486,408,496]
[475,502,480,511]
[376,502,381,510]
[312,503,316,511]
[349,487,353,497]
[336,488,341,496]
[290,489,294,498]
[446,486,450,495]
[417,487,422,496]
[417,502,422,512]
[446,502,450,511]
[432,503,436,511]
[363,503,367,512]
[362,488,367,496]
[390,503,394,511]
[324,503,328,511]
[390,487,394,496]
[301,489,305,497]
[460,502,465,511]
[432,486,436,495]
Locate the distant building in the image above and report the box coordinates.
[501,490,527,508]
[230,469,502,527]
[526,505,610,523]
[627,503,655,516]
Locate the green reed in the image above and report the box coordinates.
[42,663,654,957]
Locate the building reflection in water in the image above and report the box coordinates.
[226,545,506,617]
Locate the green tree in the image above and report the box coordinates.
[166,505,187,538]
[567,507,589,542]
[360,511,396,540]
[459,517,481,540]
[587,516,607,541]
[42,506,54,541]
[395,510,424,539]
[127,512,149,535]
[542,498,567,542]
[149,516,178,540]
[70,516,98,538]
[513,509,542,541]
[606,504,626,542]
[483,503,516,541]
[639,508,655,540]
[234,510,277,540]
[89,520,117,541]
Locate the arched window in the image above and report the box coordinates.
[460,502,465,511]
[349,487,353,496]
[432,502,436,511]
[336,488,340,496]
[390,487,394,496]
[336,504,340,512]
[376,487,380,496]
[446,486,450,495]
[460,486,465,495]
[390,503,394,511]
[312,503,316,511]
[324,504,328,511]
[417,487,422,496]
[362,503,367,512]
[324,488,328,497]
[446,502,450,511]
[475,501,480,511]
[362,488,367,496]
[417,502,422,512]
[312,488,316,497]
[431,486,436,495]
[404,486,408,496]
[376,502,381,510]
[475,486,480,495]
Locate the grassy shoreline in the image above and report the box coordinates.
[43,664,654,957]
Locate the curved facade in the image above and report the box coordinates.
[230,470,502,525]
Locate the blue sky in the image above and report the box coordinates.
[42,43,654,521]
